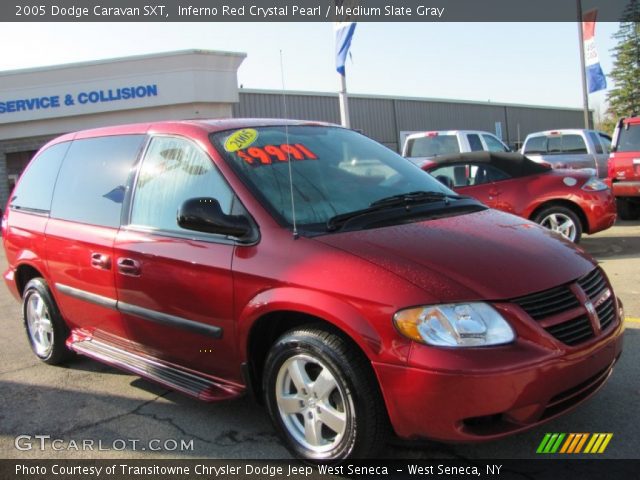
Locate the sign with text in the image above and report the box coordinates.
[0,0,634,22]
[0,84,158,115]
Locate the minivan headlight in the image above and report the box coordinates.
[393,303,514,347]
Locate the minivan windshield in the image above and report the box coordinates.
[618,123,640,152]
[212,126,471,232]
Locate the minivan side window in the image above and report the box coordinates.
[130,136,234,233]
[50,135,145,228]
[10,142,69,213]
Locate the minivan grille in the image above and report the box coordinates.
[512,268,617,346]
[577,267,607,299]
[544,315,593,346]
[579,268,617,332]
[513,286,580,321]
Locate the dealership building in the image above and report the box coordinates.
[0,49,588,210]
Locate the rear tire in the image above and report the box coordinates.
[23,278,74,365]
[263,327,388,461]
[533,205,583,243]
[617,198,640,220]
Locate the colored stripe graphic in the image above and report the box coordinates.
[559,433,575,453]
[598,433,613,453]
[550,433,565,453]
[584,434,599,453]
[536,433,552,453]
[538,433,612,454]
[585,433,614,453]
[567,433,584,453]
[575,434,589,453]
[544,433,559,453]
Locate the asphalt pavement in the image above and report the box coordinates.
[0,221,639,460]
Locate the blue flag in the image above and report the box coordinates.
[335,22,356,76]
[586,63,607,94]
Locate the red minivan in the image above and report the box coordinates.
[2,119,625,461]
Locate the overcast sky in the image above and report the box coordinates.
[0,22,620,115]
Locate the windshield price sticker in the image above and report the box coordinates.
[224,128,259,152]
[236,144,318,166]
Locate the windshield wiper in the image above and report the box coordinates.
[326,191,468,232]
[370,190,467,208]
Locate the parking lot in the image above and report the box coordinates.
[1,221,639,460]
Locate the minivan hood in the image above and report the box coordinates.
[315,209,595,302]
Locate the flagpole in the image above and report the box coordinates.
[335,21,356,128]
[577,0,591,129]
[339,73,351,128]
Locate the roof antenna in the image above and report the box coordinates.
[280,49,299,239]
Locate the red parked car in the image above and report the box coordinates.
[2,120,624,461]
[421,151,616,243]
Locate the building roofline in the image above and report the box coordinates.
[0,49,247,77]
[238,88,589,113]
[0,52,588,114]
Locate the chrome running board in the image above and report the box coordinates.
[69,333,244,401]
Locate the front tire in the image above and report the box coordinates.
[263,327,387,461]
[23,278,73,365]
[533,205,583,243]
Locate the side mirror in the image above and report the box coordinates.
[178,197,252,238]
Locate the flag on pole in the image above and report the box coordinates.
[582,9,607,93]
[335,22,356,76]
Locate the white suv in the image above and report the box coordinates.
[402,130,509,164]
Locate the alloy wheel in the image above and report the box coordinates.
[25,292,54,358]
[275,353,350,454]
[539,212,577,241]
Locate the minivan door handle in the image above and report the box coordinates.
[90,252,111,270]
[117,257,141,276]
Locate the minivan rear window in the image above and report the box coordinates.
[618,124,640,152]
[10,142,69,213]
[50,135,145,228]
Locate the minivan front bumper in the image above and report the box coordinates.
[373,319,624,442]
[3,267,20,301]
